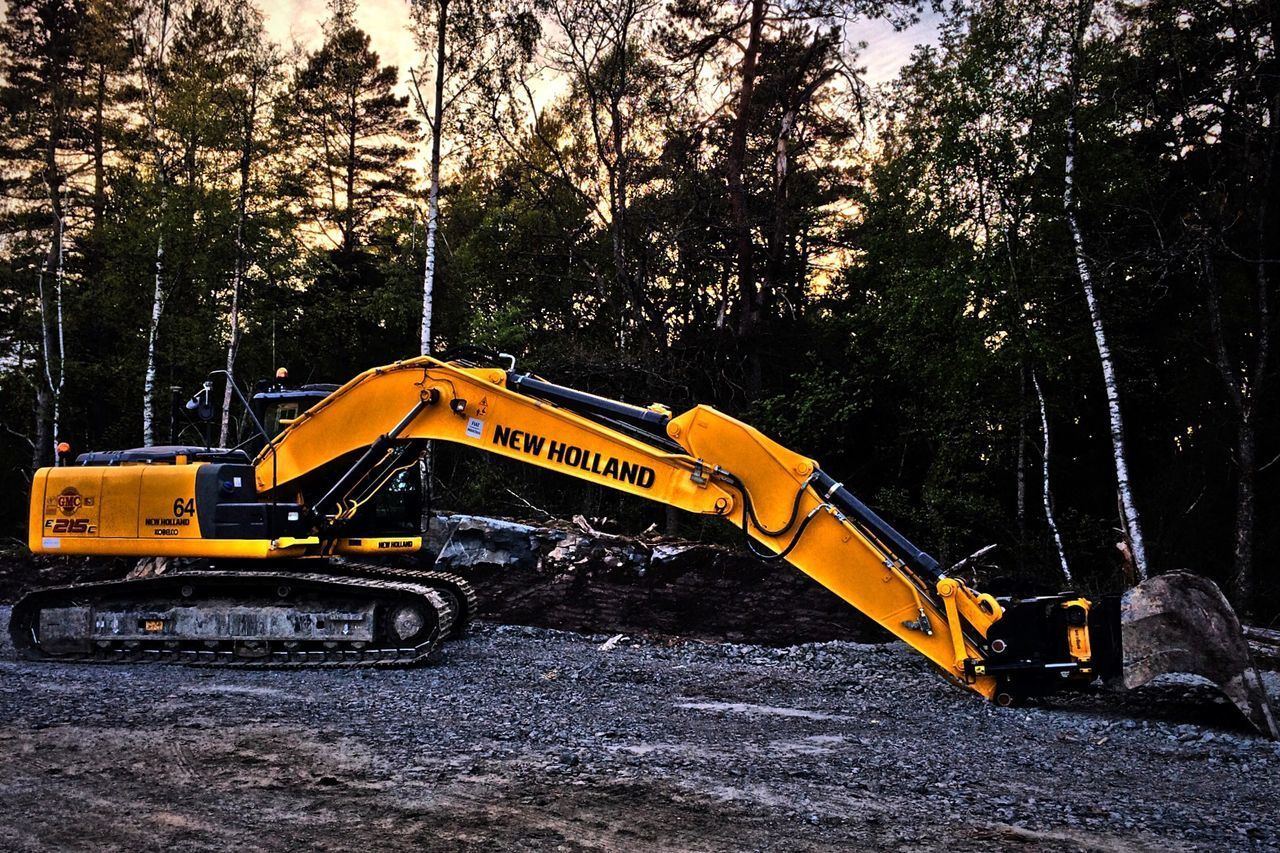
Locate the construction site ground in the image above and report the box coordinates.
[2,608,1278,852]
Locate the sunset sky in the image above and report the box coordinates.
[260,2,942,91]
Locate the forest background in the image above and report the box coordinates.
[1,0,1276,616]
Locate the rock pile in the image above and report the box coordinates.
[426,513,886,645]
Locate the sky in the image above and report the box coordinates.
[262,0,421,76]
[260,2,942,90]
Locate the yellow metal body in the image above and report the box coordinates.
[333,536,423,555]
[29,356,1006,699]
[1062,597,1094,672]
[29,465,312,559]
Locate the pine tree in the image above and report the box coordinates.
[286,0,418,257]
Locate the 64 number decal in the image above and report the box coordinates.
[143,497,194,533]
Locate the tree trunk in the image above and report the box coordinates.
[664,504,680,537]
[219,76,260,447]
[141,0,172,449]
[34,219,64,467]
[1223,84,1274,611]
[1034,373,1071,583]
[37,97,68,466]
[608,53,647,343]
[92,66,106,232]
[52,211,66,462]
[1203,243,1267,612]
[760,37,833,318]
[764,108,795,314]
[608,140,635,346]
[344,87,358,255]
[143,226,166,447]
[218,221,246,447]
[726,0,765,342]
[1232,413,1256,605]
[1226,152,1273,611]
[419,0,450,531]
[422,0,447,357]
[33,382,52,471]
[1016,365,1028,568]
[1064,0,1148,580]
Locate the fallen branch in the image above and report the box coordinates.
[948,544,998,576]
[1243,626,1280,667]
[503,487,552,519]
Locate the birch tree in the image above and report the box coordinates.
[138,0,262,447]
[407,0,538,356]
[36,194,68,466]
[409,0,469,356]
[217,61,259,446]
[409,42,444,356]
[408,0,517,521]
[1062,0,1147,580]
[1033,373,1071,582]
[0,0,88,466]
[136,0,174,447]
[408,0,450,525]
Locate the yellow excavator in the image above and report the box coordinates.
[11,352,1277,736]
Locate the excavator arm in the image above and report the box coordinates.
[254,356,1083,703]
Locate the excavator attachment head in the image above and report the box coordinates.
[1122,571,1278,739]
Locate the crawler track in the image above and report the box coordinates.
[321,559,478,639]
[8,565,473,668]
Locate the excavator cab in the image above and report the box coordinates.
[243,379,424,540]
[243,383,338,455]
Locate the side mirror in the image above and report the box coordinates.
[185,381,215,421]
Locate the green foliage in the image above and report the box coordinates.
[0,0,1275,612]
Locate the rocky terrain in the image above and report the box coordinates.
[2,516,1278,850]
[2,607,1279,852]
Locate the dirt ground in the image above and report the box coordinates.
[2,609,1279,852]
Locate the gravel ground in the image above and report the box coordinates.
[2,607,1278,852]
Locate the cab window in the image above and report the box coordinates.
[265,401,301,438]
